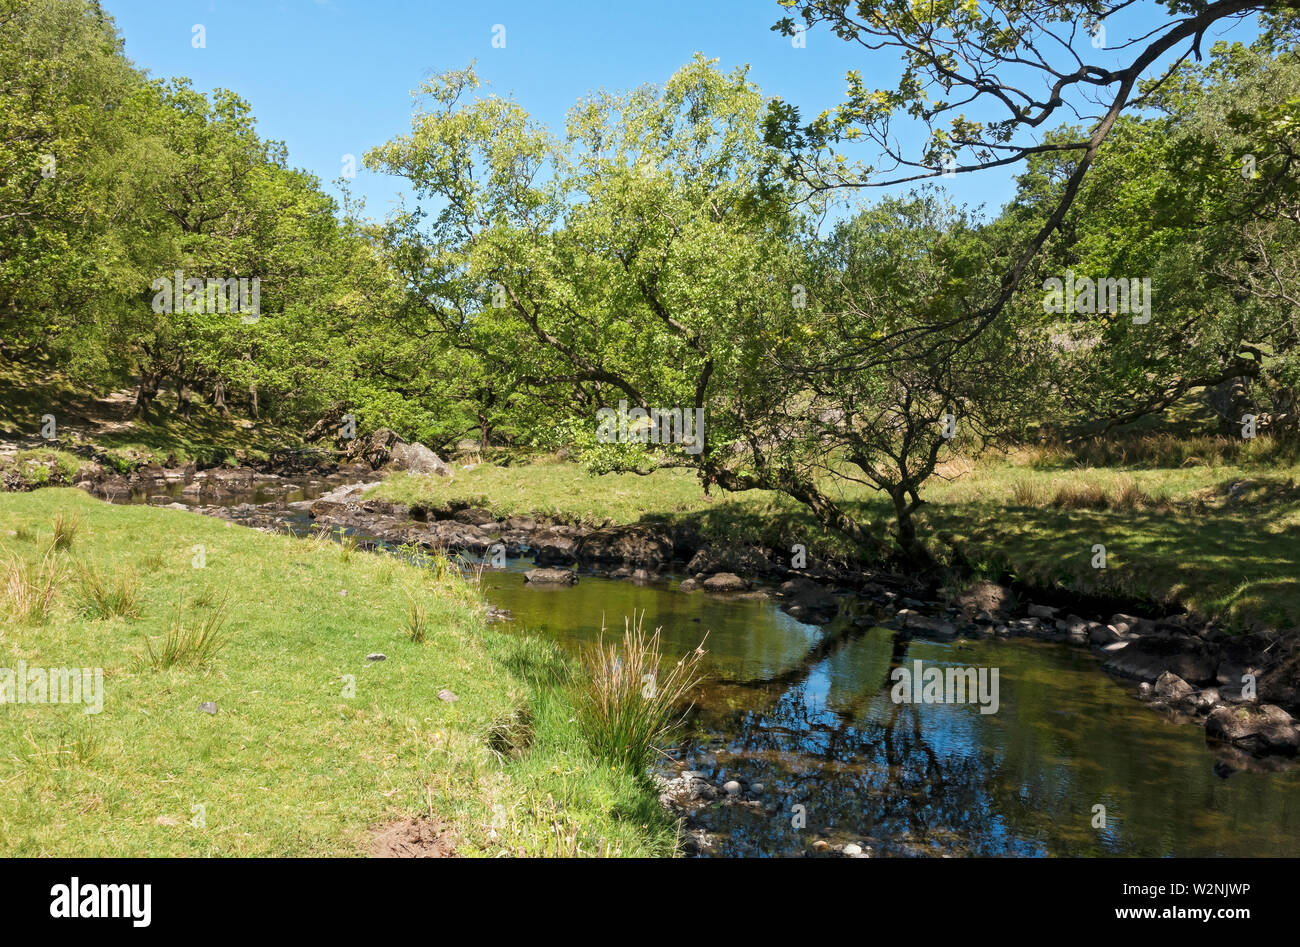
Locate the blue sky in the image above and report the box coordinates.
[101,1,1262,225]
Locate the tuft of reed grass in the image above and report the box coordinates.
[1010,478,1044,506]
[71,561,141,619]
[2,551,60,625]
[1050,475,1157,511]
[336,528,358,562]
[49,512,82,551]
[570,611,706,771]
[403,589,430,643]
[141,598,229,670]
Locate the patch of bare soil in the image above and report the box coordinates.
[370,817,457,858]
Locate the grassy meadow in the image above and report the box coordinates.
[0,488,678,857]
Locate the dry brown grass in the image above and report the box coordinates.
[2,551,60,625]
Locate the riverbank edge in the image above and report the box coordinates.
[56,453,1300,765]
[306,480,1300,769]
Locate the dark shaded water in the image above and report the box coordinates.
[131,478,1300,856]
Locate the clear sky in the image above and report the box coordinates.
[100,0,1262,225]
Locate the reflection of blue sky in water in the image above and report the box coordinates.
[486,565,1300,856]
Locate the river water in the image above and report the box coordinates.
[130,478,1300,857]
[480,560,1300,857]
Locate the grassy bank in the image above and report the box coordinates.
[374,445,1300,632]
[0,489,678,856]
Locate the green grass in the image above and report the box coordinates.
[375,447,1300,631]
[378,460,715,526]
[0,489,679,857]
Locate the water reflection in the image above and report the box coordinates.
[482,564,1300,857]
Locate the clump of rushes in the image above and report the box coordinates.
[2,551,60,625]
[71,561,141,619]
[404,589,429,643]
[142,598,229,670]
[571,611,706,771]
[50,512,82,551]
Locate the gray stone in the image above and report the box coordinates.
[389,441,453,477]
[1206,704,1300,755]
[523,568,578,585]
[702,573,749,592]
[1153,670,1195,703]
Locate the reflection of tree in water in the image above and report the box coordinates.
[678,631,1022,857]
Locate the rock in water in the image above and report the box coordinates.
[702,573,748,592]
[523,568,578,585]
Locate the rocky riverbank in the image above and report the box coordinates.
[300,480,1300,766]
[54,425,1300,770]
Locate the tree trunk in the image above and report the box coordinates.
[212,379,230,417]
[889,487,936,570]
[131,373,161,419]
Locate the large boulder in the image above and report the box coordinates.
[685,544,773,577]
[344,428,403,469]
[532,528,580,566]
[575,524,674,568]
[1102,633,1218,684]
[389,441,453,477]
[451,507,497,527]
[1152,670,1196,707]
[898,612,959,641]
[1206,704,1300,756]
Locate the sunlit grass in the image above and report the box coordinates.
[0,488,678,857]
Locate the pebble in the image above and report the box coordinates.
[197,701,218,714]
[366,653,386,662]
[843,843,863,857]
[723,780,742,795]
[437,689,459,702]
